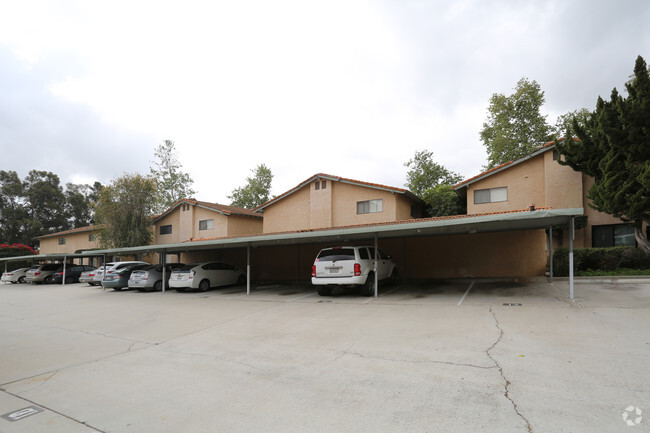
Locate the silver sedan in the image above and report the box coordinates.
[128,263,186,292]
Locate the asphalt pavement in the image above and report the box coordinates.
[0,278,648,433]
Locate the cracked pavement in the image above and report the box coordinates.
[0,279,648,433]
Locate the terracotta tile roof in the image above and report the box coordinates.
[37,225,100,239]
[182,207,551,243]
[152,198,261,222]
[254,173,423,211]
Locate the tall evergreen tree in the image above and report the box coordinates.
[556,55,650,250]
[480,78,553,169]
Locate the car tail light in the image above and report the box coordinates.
[354,263,361,276]
[142,272,150,280]
[35,271,41,276]
[89,273,95,277]
[311,265,316,277]
[189,270,195,279]
[57,272,63,276]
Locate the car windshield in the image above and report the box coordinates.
[316,248,355,262]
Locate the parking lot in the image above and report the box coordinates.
[0,279,648,433]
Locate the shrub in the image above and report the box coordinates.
[0,244,36,271]
[552,247,650,276]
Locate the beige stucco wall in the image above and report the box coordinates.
[262,186,311,233]
[331,182,399,227]
[262,180,419,233]
[227,215,263,237]
[155,211,181,244]
[543,151,583,209]
[467,155,546,214]
[39,231,99,255]
[192,207,228,240]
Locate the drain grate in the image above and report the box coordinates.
[503,303,522,306]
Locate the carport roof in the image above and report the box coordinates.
[1,207,583,262]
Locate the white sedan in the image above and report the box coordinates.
[169,262,246,292]
[1,267,29,284]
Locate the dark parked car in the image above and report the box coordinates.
[101,263,150,291]
[50,265,97,284]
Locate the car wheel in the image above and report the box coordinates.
[43,276,53,284]
[317,287,332,296]
[389,269,400,286]
[153,281,162,291]
[362,273,375,297]
[18,276,25,283]
[199,279,210,292]
[113,287,122,291]
[65,276,74,284]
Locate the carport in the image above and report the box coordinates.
[2,208,583,299]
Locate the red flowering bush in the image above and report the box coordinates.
[0,243,36,257]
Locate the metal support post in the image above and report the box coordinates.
[247,244,251,296]
[549,226,553,283]
[374,234,378,298]
[569,217,574,300]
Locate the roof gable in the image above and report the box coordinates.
[254,173,424,212]
[152,199,261,223]
[453,140,565,191]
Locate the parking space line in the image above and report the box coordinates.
[457,280,475,306]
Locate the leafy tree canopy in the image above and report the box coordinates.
[150,139,196,213]
[404,150,464,216]
[228,164,274,209]
[556,55,650,250]
[480,77,553,169]
[94,173,157,248]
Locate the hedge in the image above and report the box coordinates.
[552,247,650,276]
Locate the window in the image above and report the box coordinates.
[321,180,326,189]
[553,150,559,161]
[160,225,172,235]
[58,237,66,245]
[474,187,507,204]
[592,224,636,248]
[199,219,214,231]
[315,180,327,190]
[315,181,320,190]
[357,199,383,214]
[89,233,97,242]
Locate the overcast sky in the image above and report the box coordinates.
[1,0,649,204]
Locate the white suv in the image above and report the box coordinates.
[311,246,399,296]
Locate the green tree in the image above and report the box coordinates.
[556,55,650,251]
[22,170,68,237]
[94,173,157,248]
[228,164,273,208]
[404,150,464,216]
[0,170,29,245]
[150,140,196,213]
[480,77,553,169]
[422,185,466,217]
[64,181,102,228]
[553,108,591,139]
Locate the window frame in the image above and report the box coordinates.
[357,199,383,215]
[474,187,508,204]
[199,219,214,231]
[160,225,172,235]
